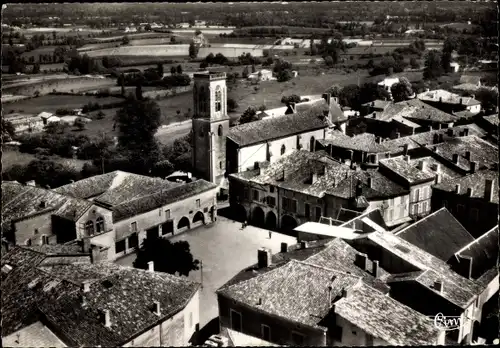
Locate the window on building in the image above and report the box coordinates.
[215,87,222,112]
[470,208,479,222]
[115,239,126,253]
[411,204,417,215]
[96,217,105,233]
[41,235,48,245]
[131,222,138,232]
[305,203,310,218]
[128,233,138,249]
[281,144,286,155]
[267,196,276,207]
[269,186,275,193]
[261,325,271,341]
[315,206,322,220]
[218,124,223,136]
[414,188,420,202]
[220,161,223,169]
[34,228,39,234]
[230,309,242,332]
[291,332,304,346]
[196,199,201,208]
[422,201,428,213]
[332,325,343,342]
[366,335,373,345]
[165,209,171,220]
[85,220,95,236]
[253,190,259,201]
[388,209,394,221]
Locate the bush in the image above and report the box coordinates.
[74,118,87,131]
[227,98,238,112]
[277,70,292,82]
[96,111,105,119]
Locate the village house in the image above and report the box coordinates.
[54,171,219,260]
[417,89,482,115]
[431,170,498,237]
[453,75,482,92]
[475,114,499,144]
[1,246,200,347]
[5,113,45,134]
[449,62,460,73]
[247,69,274,81]
[38,111,60,125]
[377,77,400,99]
[192,32,209,47]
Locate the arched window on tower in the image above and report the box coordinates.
[218,125,223,136]
[281,144,286,155]
[215,86,222,112]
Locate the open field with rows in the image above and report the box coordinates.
[4,95,124,114]
[2,148,91,171]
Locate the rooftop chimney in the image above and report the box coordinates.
[428,125,433,132]
[311,172,319,184]
[40,201,46,208]
[467,188,473,197]
[258,298,262,305]
[348,150,354,161]
[82,281,91,293]
[70,180,75,183]
[395,132,400,139]
[375,136,382,144]
[300,241,309,249]
[418,160,426,171]
[463,128,469,136]
[435,173,442,184]
[439,97,443,103]
[435,164,441,173]
[289,102,297,114]
[322,93,332,106]
[434,280,443,294]
[438,134,444,143]
[367,177,373,188]
[452,154,459,164]
[103,309,111,327]
[403,144,409,156]
[258,247,272,268]
[455,184,461,194]
[470,161,477,173]
[404,155,411,163]
[153,301,161,316]
[328,285,333,305]
[484,179,494,202]
[148,261,154,272]
[354,253,368,271]
[460,98,463,105]
[465,151,471,161]
[341,288,349,298]
[280,242,288,253]
[372,260,380,278]
[372,154,379,164]
[447,129,454,137]
[437,124,442,130]
[26,180,36,187]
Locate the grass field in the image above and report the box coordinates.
[2,148,91,171]
[21,45,69,60]
[4,95,124,114]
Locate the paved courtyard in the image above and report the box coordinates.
[116,216,297,329]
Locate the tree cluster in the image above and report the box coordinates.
[204,53,229,65]
[330,83,391,110]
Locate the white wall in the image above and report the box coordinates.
[466,104,481,114]
[183,290,201,342]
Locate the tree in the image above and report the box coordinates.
[114,98,162,172]
[2,120,16,142]
[170,36,176,44]
[145,24,152,31]
[134,237,200,277]
[176,65,183,74]
[157,63,164,77]
[324,56,334,66]
[475,88,498,113]
[151,159,175,178]
[32,62,41,74]
[277,69,292,82]
[325,84,342,98]
[170,66,176,75]
[189,42,199,59]
[441,50,452,73]
[251,64,256,73]
[96,111,106,119]
[239,106,261,124]
[74,118,86,131]
[195,29,202,36]
[410,57,420,69]
[423,50,443,80]
[52,30,57,40]
[122,35,130,45]
[390,77,414,102]
[242,66,249,78]
[281,94,301,104]
[227,98,238,112]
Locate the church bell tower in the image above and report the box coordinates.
[191,72,229,184]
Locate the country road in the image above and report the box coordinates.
[155,120,192,144]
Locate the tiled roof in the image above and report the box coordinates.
[1,247,200,346]
[379,156,437,184]
[361,99,391,110]
[391,116,421,128]
[428,135,498,172]
[2,321,66,348]
[227,110,329,147]
[54,171,179,206]
[2,182,93,226]
[433,169,499,203]
[451,225,499,279]
[112,179,217,222]
[417,89,481,106]
[395,208,475,261]
[319,132,389,153]
[453,83,480,92]
[459,75,481,85]
[483,114,499,127]
[396,99,459,123]
[334,282,441,346]
[364,231,481,308]
[23,243,87,255]
[217,259,362,328]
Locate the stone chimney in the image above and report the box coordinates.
[311,171,319,184]
[82,281,91,293]
[418,160,426,171]
[452,154,459,164]
[372,154,379,164]
[341,288,350,299]
[26,180,36,187]
[153,301,161,316]
[372,260,380,278]
[367,177,373,188]
[404,155,410,163]
[396,132,400,138]
[455,184,461,194]
[375,137,382,144]
[288,102,297,114]
[103,309,111,328]
[434,280,443,294]
[403,144,409,156]
[438,134,444,143]
[354,253,368,271]
[484,179,494,202]
[258,247,272,268]
[300,241,309,249]
[459,98,463,105]
[463,128,469,136]
[280,242,288,253]
[435,164,441,173]
[435,173,442,184]
[465,151,471,161]
[148,261,154,272]
[428,125,433,132]
[470,161,477,173]
[447,129,454,137]
[466,188,473,197]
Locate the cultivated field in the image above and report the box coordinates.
[3,95,124,114]
[2,148,91,172]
